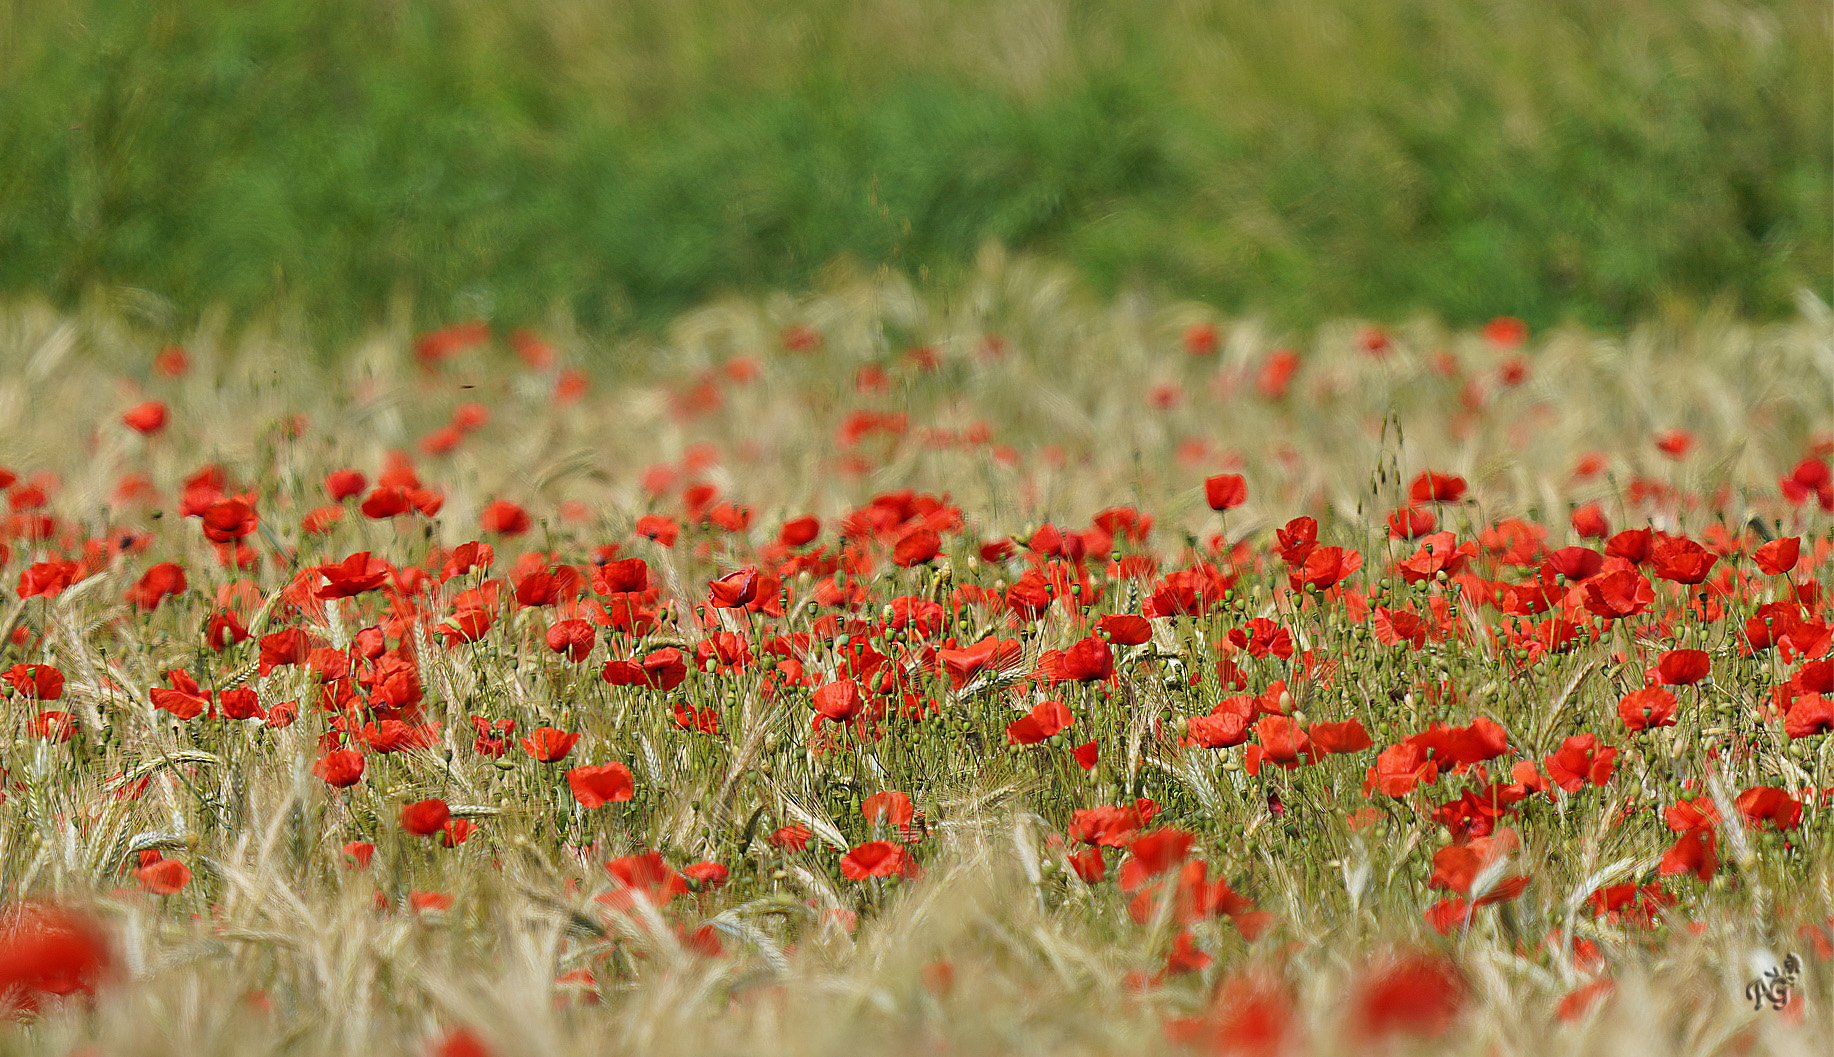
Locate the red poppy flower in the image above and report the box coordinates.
[1350,953,1466,1040]
[136,858,192,895]
[151,669,212,721]
[840,841,907,880]
[779,515,820,547]
[1543,734,1617,792]
[479,500,530,535]
[219,687,265,720]
[1658,827,1716,881]
[1408,472,1467,503]
[603,852,688,904]
[892,527,942,567]
[1007,699,1074,745]
[1648,536,1715,585]
[124,561,187,611]
[201,498,258,543]
[1734,787,1802,831]
[1754,537,1801,575]
[1183,323,1220,356]
[1582,569,1653,620]
[1288,546,1363,592]
[30,711,74,742]
[122,401,168,435]
[1654,429,1693,458]
[324,469,367,500]
[1060,636,1113,681]
[1098,614,1152,646]
[1656,649,1710,686]
[521,727,580,762]
[1309,719,1372,754]
[1617,687,1677,733]
[708,569,760,609]
[861,791,915,827]
[812,678,865,722]
[401,798,452,837]
[544,618,595,662]
[768,825,812,852]
[1570,503,1610,539]
[5,663,64,701]
[313,750,366,788]
[1204,474,1248,511]
[0,903,113,1014]
[18,559,79,599]
[638,648,688,690]
[567,763,635,808]
[1784,694,1834,739]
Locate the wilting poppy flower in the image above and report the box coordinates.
[520,727,579,762]
[1655,649,1710,686]
[401,799,452,837]
[135,858,191,895]
[1617,687,1677,733]
[1204,474,1248,511]
[567,763,635,808]
[313,750,365,788]
[840,841,907,880]
[122,401,167,435]
[708,568,759,609]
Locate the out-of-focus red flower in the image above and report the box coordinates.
[122,401,168,435]
[401,799,451,837]
[1350,952,1466,1041]
[0,903,113,1013]
[1408,472,1467,503]
[840,841,908,880]
[1654,429,1693,458]
[479,501,531,536]
[201,498,258,543]
[135,858,191,895]
[1204,474,1248,511]
[1183,323,1220,356]
[313,750,365,788]
[1483,316,1527,348]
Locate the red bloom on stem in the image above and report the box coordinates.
[1734,787,1802,832]
[1350,953,1466,1041]
[136,858,192,895]
[1204,474,1248,511]
[812,678,865,723]
[5,663,64,701]
[862,791,915,826]
[545,618,595,661]
[708,568,760,609]
[567,763,635,808]
[401,799,452,837]
[1582,569,1653,619]
[1659,827,1716,881]
[521,727,580,762]
[1648,536,1715,585]
[312,750,365,788]
[18,560,79,599]
[1060,635,1113,681]
[1655,649,1710,686]
[151,669,212,721]
[1617,687,1677,733]
[1309,719,1372,754]
[1784,694,1834,739]
[1408,472,1467,503]
[0,903,113,1014]
[201,498,258,543]
[1754,537,1801,575]
[122,401,168,435]
[479,501,530,536]
[840,841,908,880]
[1007,699,1074,745]
[892,527,942,566]
[1543,734,1617,792]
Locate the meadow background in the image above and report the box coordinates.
[1,0,1829,340]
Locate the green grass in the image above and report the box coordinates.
[1,0,1827,339]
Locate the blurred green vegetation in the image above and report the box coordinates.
[1,0,1827,338]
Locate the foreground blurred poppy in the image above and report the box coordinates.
[0,903,113,1014]
[401,799,451,837]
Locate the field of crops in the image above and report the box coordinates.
[0,263,1831,1055]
